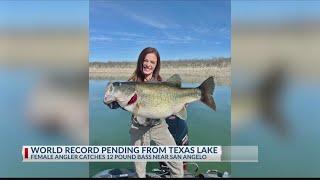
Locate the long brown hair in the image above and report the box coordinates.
[128,47,162,82]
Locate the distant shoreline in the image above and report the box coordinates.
[89,58,231,86]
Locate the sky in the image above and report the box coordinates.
[0,0,88,28]
[89,0,230,62]
[1,1,319,62]
[232,0,320,24]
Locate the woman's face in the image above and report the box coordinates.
[142,53,157,76]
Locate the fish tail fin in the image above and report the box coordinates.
[199,76,216,111]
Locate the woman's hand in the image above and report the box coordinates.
[167,115,176,120]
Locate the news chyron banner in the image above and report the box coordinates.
[22,146,221,162]
[22,146,258,162]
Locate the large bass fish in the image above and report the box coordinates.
[103,74,216,120]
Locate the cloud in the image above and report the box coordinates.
[190,25,230,40]
[166,35,197,43]
[218,27,230,39]
[107,3,169,29]
[91,31,147,43]
[91,30,198,45]
[135,34,198,45]
[128,12,168,29]
[108,32,146,38]
[90,35,112,42]
[191,27,211,33]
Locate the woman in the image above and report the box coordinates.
[107,47,185,178]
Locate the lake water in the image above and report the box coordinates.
[2,72,319,177]
[232,83,320,177]
[0,71,88,177]
[89,80,231,177]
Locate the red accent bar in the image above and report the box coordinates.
[24,148,28,159]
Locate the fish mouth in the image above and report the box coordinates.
[103,95,115,105]
[103,100,113,105]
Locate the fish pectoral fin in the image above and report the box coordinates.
[175,106,187,120]
[166,74,181,87]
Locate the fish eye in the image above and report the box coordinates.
[113,82,122,87]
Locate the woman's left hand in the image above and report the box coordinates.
[167,115,176,120]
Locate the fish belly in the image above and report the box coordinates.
[134,84,198,118]
[135,102,177,119]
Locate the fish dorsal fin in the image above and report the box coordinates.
[166,74,181,87]
[175,106,187,120]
